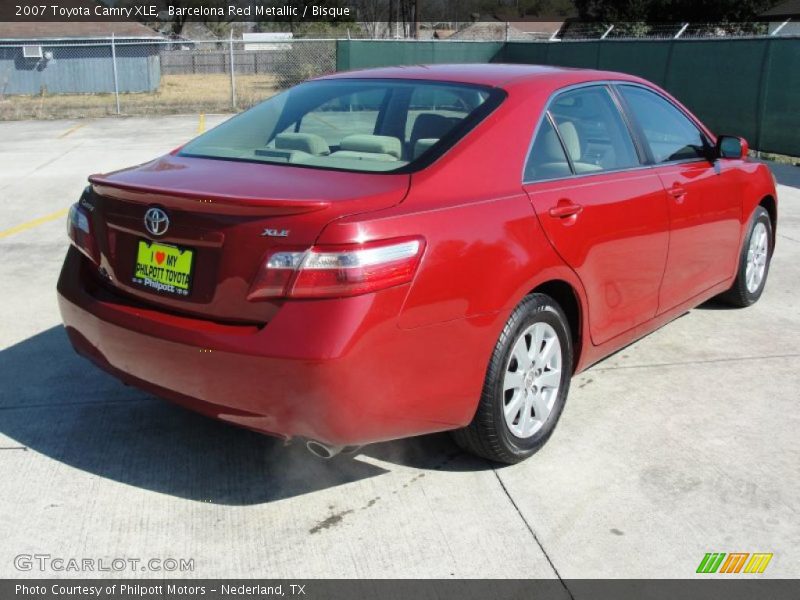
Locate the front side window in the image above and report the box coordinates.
[179,79,500,173]
[618,85,708,163]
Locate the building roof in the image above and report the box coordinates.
[449,22,507,40]
[449,20,565,41]
[509,21,566,35]
[0,21,163,41]
[760,0,800,17]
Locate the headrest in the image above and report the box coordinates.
[339,134,402,159]
[557,121,581,161]
[410,113,458,144]
[274,132,330,156]
[541,127,567,162]
[413,138,439,159]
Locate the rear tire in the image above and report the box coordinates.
[452,293,573,464]
[719,206,773,307]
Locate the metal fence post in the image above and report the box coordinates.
[110,32,121,115]
[771,19,791,36]
[229,30,236,110]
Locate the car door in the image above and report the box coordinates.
[616,84,742,313]
[523,84,670,345]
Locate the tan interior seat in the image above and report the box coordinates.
[329,134,403,162]
[557,121,601,173]
[527,126,573,180]
[413,138,439,159]
[274,132,330,156]
[409,114,459,149]
[339,134,401,158]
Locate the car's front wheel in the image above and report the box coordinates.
[720,205,773,307]
[452,293,573,464]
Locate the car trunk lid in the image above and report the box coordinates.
[85,154,410,323]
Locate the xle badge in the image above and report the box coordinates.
[261,229,290,238]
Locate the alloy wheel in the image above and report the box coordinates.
[502,322,562,438]
[746,221,769,293]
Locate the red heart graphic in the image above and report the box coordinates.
[155,251,166,265]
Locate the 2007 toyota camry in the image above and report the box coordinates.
[58,64,777,463]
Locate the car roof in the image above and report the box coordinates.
[320,63,645,90]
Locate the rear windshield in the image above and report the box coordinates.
[179,78,504,173]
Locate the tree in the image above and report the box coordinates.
[573,0,782,22]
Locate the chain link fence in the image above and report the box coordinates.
[556,21,788,40]
[0,38,336,120]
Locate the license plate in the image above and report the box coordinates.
[133,240,194,297]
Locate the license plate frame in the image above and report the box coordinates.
[132,239,195,297]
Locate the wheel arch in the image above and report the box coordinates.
[529,279,583,373]
[759,194,777,250]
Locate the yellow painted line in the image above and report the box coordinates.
[58,123,87,139]
[0,208,69,240]
[197,113,206,134]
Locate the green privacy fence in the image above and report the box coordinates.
[336,40,504,71]
[336,38,800,157]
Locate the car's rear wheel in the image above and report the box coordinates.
[719,206,773,307]
[452,293,572,464]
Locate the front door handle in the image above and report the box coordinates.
[669,185,687,201]
[549,202,583,219]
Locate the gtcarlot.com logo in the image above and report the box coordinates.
[696,552,773,574]
[14,554,195,573]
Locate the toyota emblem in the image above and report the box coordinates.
[144,207,169,237]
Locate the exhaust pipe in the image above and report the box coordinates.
[305,440,362,459]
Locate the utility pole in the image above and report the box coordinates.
[229,28,236,110]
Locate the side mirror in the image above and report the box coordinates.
[717,135,749,160]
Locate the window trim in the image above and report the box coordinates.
[521,80,714,186]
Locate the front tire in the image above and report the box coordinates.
[452,293,573,464]
[719,206,773,307]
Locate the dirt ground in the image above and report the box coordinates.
[0,74,278,120]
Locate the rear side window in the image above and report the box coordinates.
[549,86,640,173]
[618,85,707,163]
[524,85,640,182]
[524,117,572,182]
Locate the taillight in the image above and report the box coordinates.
[67,202,98,263]
[247,237,425,300]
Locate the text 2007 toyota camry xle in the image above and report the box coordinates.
[58,64,777,463]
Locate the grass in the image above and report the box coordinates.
[0,74,280,120]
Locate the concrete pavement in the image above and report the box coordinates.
[0,116,798,580]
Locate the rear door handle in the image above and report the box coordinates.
[549,203,583,218]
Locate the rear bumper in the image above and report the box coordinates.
[57,247,491,446]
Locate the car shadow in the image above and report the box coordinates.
[0,327,490,506]
[696,297,736,310]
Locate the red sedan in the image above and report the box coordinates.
[58,65,777,463]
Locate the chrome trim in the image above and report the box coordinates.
[523,163,658,186]
[520,79,714,186]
